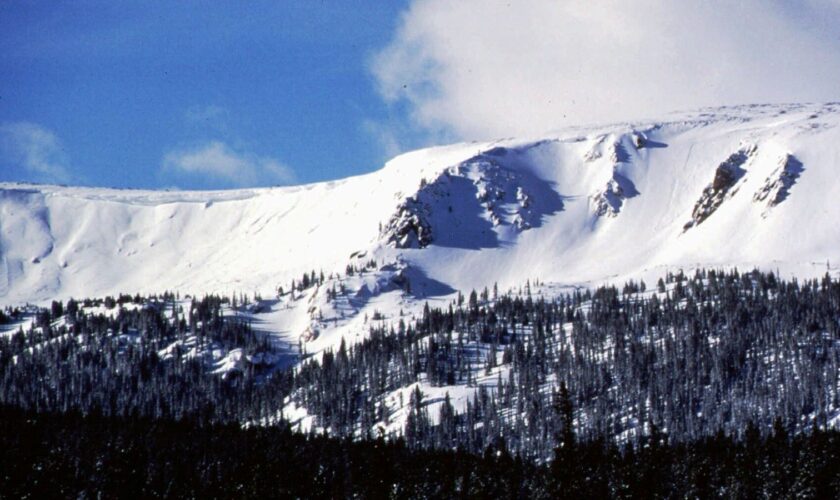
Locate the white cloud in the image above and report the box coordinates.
[0,122,70,182]
[362,119,406,160]
[372,0,840,140]
[162,141,295,187]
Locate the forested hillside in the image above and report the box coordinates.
[3,268,839,464]
[2,405,838,498]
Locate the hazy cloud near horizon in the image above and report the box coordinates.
[162,142,295,188]
[372,0,840,140]
[0,122,71,183]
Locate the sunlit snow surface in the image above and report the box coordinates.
[4,102,840,436]
[3,103,840,358]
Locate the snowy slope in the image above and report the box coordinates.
[2,102,839,314]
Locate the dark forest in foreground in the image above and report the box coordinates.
[2,268,840,496]
[1,405,839,498]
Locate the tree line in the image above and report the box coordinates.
[1,268,839,463]
[1,403,838,498]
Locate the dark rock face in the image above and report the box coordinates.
[381,197,433,249]
[684,144,756,231]
[711,165,737,191]
[753,153,804,212]
[589,138,640,218]
[591,172,639,218]
[379,154,564,250]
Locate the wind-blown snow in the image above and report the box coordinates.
[2,103,839,312]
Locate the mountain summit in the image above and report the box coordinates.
[2,102,839,307]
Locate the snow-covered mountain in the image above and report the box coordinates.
[4,102,840,446]
[3,102,838,309]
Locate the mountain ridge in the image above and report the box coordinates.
[3,103,840,456]
[2,102,839,308]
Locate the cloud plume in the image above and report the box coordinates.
[372,0,840,140]
[0,122,70,182]
[162,141,295,187]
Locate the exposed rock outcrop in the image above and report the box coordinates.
[592,176,636,217]
[588,136,639,218]
[683,144,757,230]
[380,154,563,249]
[753,153,803,215]
[380,196,433,249]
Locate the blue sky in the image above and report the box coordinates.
[3,1,838,190]
[0,1,415,189]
